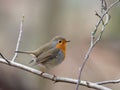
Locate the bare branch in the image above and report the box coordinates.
[0,58,112,90]
[101,0,107,13]
[96,79,120,85]
[12,15,24,62]
[93,0,120,36]
[0,53,10,64]
[95,11,104,25]
[75,0,120,90]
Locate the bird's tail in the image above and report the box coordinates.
[15,51,34,54]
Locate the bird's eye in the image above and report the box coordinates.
[59,40,62,43]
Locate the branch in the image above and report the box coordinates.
[93,0,120,35]
[101,0,107,13]
[96,79,120,85]
[0,58,112,90]
[75,0,120,90]
[0,53,10,64]
[12,15,24,62]
[0,1,119,90]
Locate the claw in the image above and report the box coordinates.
[52,75,57,83]
[29,59,34,64]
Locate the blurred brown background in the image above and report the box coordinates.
[0,0,120,90]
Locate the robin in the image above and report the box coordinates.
[15,36,70,68]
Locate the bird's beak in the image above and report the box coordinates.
[66,40,70,43]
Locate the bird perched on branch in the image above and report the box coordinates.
[15,36,70,68]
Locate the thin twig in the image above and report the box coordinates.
[75,0,120,90]
[0,53,10,64]
[94,13,110,45]
[96,79,120,85]
[0,58,112,90]
[95,11,104,25]
[101,0,107,13]
[93,0,120,35]
[12,15,24,62]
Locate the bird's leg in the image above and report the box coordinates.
[29,57,36,64]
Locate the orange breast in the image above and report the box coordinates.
[56,42,66,56]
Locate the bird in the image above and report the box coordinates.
[15,36,70,68]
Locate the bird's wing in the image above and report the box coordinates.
[35,48,60,65]
[33,43,53,57]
